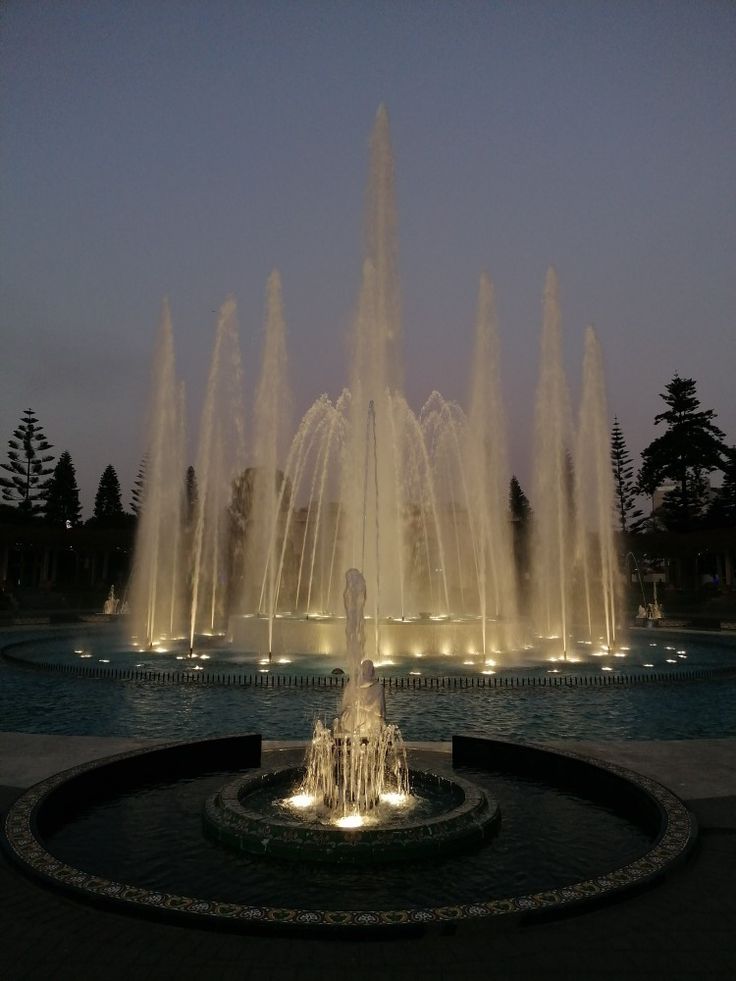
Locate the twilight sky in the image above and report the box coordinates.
[1,1,735,514]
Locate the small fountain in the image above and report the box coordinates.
[297,569,409,822]
[203,567,498,861]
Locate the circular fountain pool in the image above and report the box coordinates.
[3,734,695,931]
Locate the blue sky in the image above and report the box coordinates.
[1,1,735,512]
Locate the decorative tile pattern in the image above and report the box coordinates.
[2,739,696,931]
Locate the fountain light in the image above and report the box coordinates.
[677,650,687,655]
[643,663,654,668]
[485,658,496,667]
[259,658,270,665]
[409,670,421,676]
[379,792,408,806]
[601,666,613,672]
[74,649,84,655]
[678,654,687,659]
[666,659,677,664]
[614,653,626,658]
[374,659,395,667]
[463,660,475,666]
[286,793,315,809]
[481,670,495,675]
[199,654,210,660]
[277,658,292,664]
[259,669,269,674]
[193,665,204,671]
[80,654,92,659]
[335,814,364,829]
[99,659,110,663]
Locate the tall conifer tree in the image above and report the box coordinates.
[0,408,55,515]
[610,417,643,533]
[45,451,82,526]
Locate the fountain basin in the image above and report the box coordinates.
[203,765,499,863]
[228,613,512,657]
[2,734,696,931]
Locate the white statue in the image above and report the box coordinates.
[339,658,386,734]
[338,568,386,734]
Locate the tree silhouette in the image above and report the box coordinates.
[509,474,533,596]
[638,375,728,530]
[93,465,124,522]
[45,451,82,527]
[185,465,198,526]
[130,457,146,516]
[610,417,643,533]
[0,408,55,515]
[705,446,736,528]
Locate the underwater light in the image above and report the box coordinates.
[379,792,408,806]
[286,794,315,809]
[335,814,364,829]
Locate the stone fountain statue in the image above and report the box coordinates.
[299,568,408,818]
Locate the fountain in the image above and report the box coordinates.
[0,106,707,936]
[202,567,498,862]
[128,105,620,666]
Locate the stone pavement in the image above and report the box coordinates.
[1,735,735,980]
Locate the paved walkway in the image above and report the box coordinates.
[2,735,735,980]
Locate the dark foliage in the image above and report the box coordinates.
[45,450,82,527]
[0,408,55,515]
[638,375,728,531]
[610,417,643,533]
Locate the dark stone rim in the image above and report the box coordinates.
[1,735,697,931]
[203,765,499,863]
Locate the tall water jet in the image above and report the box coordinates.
[188,297,245,646]
[244,272,292,653]
[574,326,618,648]
[531,269,574,654]
[466,275,518,651]
[129,299,186,647]
[341,106,405,632]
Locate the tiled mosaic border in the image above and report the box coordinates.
[2,739,696,931]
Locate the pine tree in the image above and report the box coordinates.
[705,446,736,528]
[720,449,736,525]
[45,451,82,527]
[509,475,533,595]
[130,457,146,516]
[509,475,532,526]
[638,375,728,531]
[610,417,643,533]
[185,465,198,525]
[93,465,124,522]
[0,408,55,515]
